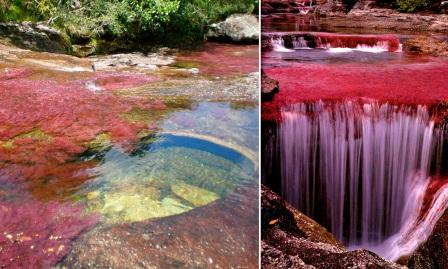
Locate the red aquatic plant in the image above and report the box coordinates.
[0,200,98,269]
[0,67,165,200]
[262,60,448,121]
[91,72,157,90]
[313,33,400,52]
[177,43,258,76]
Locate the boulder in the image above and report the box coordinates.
[72,44,96,57]
[207,14,259,43]
[0,22,69,53]
[261,185,406,269]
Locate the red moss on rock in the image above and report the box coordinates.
[314,32,400,52]
[0,201,98,269]
[262,60,448,121]
[92,72,157,90]
[177,43,258,76]
[0,68,165,200]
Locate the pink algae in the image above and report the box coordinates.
[0,67,163,199]
[177,42,258,76]
[313,33,400,52]
[262,60,448,121]
[92,72,157,90]
[0,200,98,269]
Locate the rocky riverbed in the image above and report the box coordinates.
[0,37,259,268]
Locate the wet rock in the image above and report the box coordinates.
[404,35,448,56]
[407,209,448,269]
[171,182,220,207]
[87,184,195,223]
[262,185,341,246]
[262,241,314,269]
[100,193,175,222]
[60,184,258,268]
[160,196,193,215]
[261,185,405,269]
[207,14,259,43]
[0,22,69,53]
[91,51,174,71]
[262,70,279,101]
[0,201,98,269]
[85,132,112,153]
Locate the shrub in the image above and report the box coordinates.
[0,0,56,22]
[0,0,258,47]
[396,0,431,12]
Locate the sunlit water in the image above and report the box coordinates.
[77,105,257,224]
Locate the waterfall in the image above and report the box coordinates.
[278,100,448,259]
[271,37,293,52]
[266,33,401,53]
[292,36,310,49]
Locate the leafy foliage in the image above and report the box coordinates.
[0,0,257,46]
[396,0,431,12]
[0,0,57,22]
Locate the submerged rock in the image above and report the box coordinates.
[261,185,405,269]
[87,184,197,223]
[60,184,258,268]
[171,182,220,207]
[207,14,259,43]
[0,22,69,53]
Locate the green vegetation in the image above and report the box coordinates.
[395,0,431,12]
[0,0,257,48]
[343,0,437,12]
[0,0,55,22]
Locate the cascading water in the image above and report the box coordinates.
[266,33,401,53]
[277,100,448,260]
[271,37,293,52]
[291,36,310,49]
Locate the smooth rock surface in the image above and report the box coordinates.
[91,52,174,71]
[0,22,69,53]
[207,14,259,43]
[171,182,220,207]
[60,185,258,268]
